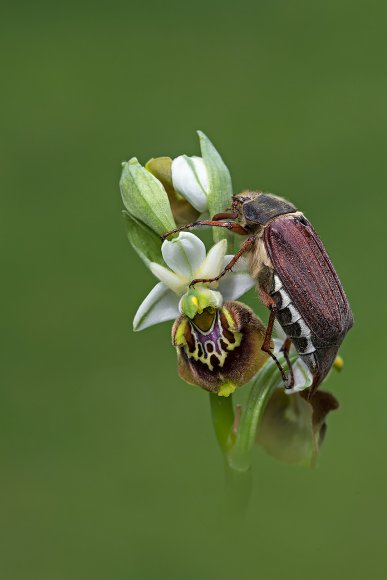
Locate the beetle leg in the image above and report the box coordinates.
[189,236,255,287]
[261,305,288,384]
[280,338,295,389]
[161,220,248,239]
[211,211,238,221]
[261,308,288,382]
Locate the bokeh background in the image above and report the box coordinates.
[1,1,386,578]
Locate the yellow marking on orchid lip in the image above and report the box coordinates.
[222,307,238,331]
[221,307,243,351]
[224,331,242,352]
[191,296,199,307]
[174,318,188,346]
[218,382,236,397]
[333,355,344,371]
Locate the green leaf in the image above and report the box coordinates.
[198,131,233,247]
[120,157,176,236]
[122,211,164,267]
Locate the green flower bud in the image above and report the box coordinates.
[120,157,176,236]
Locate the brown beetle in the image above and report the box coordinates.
[162,191,353,393]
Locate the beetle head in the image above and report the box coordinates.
[232,191,258,205]
[231,191,259,221]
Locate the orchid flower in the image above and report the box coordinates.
[133,232,255,332]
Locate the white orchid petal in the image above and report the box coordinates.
[133,283,180,331]
[195,239,227,280]
[271,339,313,394]
[223,254,250,273]
[284,359,313,394]
[191,155,209,190]
[273,320,287,341]
[218,272,255,300]
[161,232,206,278]
[149,262,187,294]
[172,155,209,212]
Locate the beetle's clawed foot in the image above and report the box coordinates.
[283,370,296,390]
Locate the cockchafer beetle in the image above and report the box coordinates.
[162,191,353,394]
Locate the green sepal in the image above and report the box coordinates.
[122,210,164,267]
[198,131,233,248]
[120,157,176,236]
[145,157,174,193]
[256,389,339,468]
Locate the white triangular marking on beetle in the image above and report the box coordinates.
[278,289,291,310]
[281,304,302,325]
[273,274,282,292]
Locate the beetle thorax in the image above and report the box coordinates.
[240,191,298,229]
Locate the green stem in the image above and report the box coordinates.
[209,392,235,454]
[209,392,252,517]
[227,363,280,472]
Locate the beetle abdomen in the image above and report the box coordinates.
[271,273,342,388]
[271,274,318,367]
[264,214,353,388]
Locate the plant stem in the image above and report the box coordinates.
[227,363,280,472]
[209,392,252,517]
[209,392,235,453]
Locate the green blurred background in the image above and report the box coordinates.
[1,0,386,578]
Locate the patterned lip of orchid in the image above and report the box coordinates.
[178,307,242,372]
[133,232,255,332]
[172,301,269,396]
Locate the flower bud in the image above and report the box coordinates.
[145,157,200,225]
[172,301,270,396]
[120,157,176,236]
[171,155,209,213]
[333,355,344,371]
